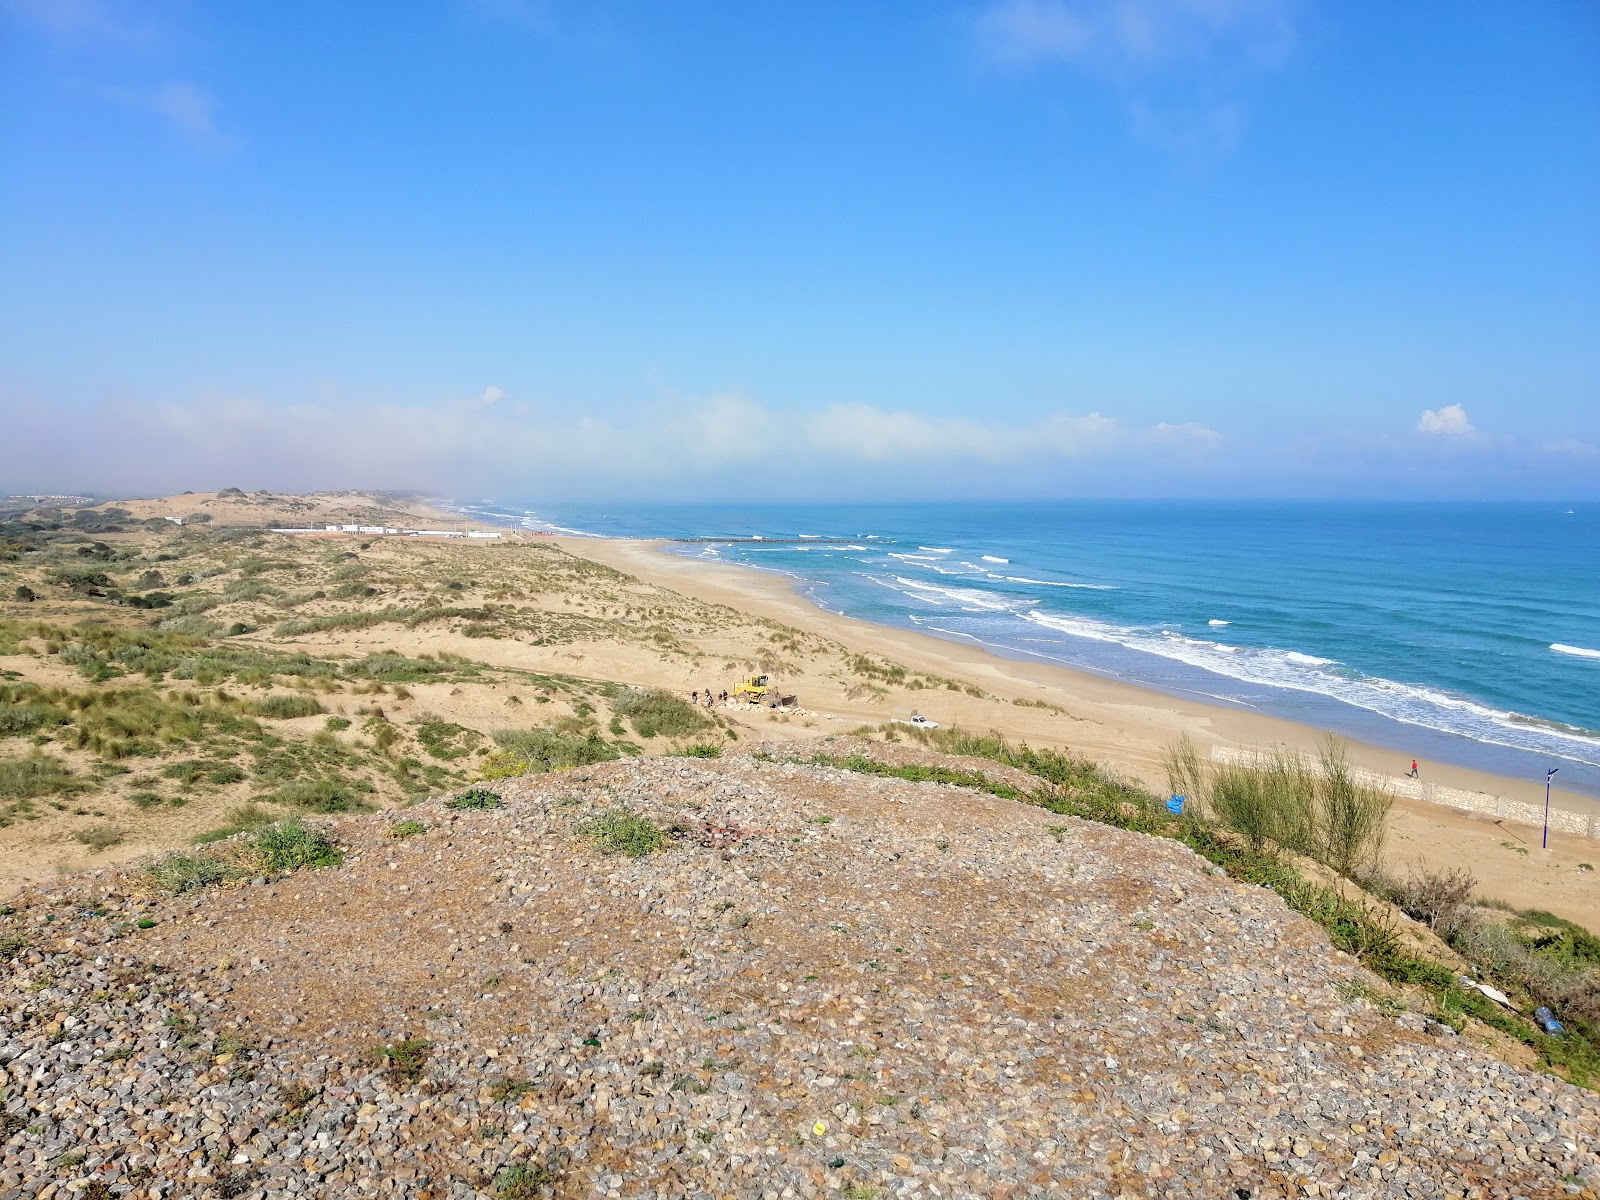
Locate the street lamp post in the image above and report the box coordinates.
[1544,768,1560,850]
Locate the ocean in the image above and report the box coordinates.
[455,500,1600,797]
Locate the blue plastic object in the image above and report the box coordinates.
[1535,1006,1565,1036]
[1167,795,1186,815]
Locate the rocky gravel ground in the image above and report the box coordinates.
[3,745,1598,1199]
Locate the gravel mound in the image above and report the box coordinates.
[3,751,1597,1199]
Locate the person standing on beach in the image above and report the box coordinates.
[1409,759,1420,779]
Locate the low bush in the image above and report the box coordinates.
[376,1037,432,1084]
[263,777,369,813]
[251,819,342,871]
[254,693,325,720]
[479,727,619,778]
[578,808,664,858]
[611,689,709,739]
[0,753,82,799]
[146,851,231,894]
[446,787,503,810]
[73,823,123,851]
[390,819,428,838]
[671,743,724,758]
[194,804,278,843]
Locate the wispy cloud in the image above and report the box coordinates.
[1416,404,1475,436]
[976,0,1300,161]
[3,0,150,43]
[0,388,1216,495]
[105,80,232,147]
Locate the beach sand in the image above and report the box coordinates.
[560,536,1600,927]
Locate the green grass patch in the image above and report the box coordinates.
[376,1037,432,1085]
[194,804,278,843]
[446,787,503,810]
[671,742,724,758]
[413,721,482,760]
[479,726,620,778]
[251,819,342,871]
[145,851,233,894]
[253,693,325,719]
[611,688,709,739]
[0,752,83,799]
[262,777,370,813]
[577,807,664,858]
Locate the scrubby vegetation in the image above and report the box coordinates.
[577,807,665,858]
[609,689,709,739]
[815,725,1600,1089]
[478,727,622,778]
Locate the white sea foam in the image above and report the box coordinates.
[981,555,1009,564]
[1012,610,1600,764]
[877,575,1039,613]
[1208,619,1230,627]
[1552,643,1600,660]
[918,547,954,553]
[799,534,820,539]
[888,552,940,562]
[1003,575,1115,590]
[846,545,867,551]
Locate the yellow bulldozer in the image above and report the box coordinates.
[732,674,773,702]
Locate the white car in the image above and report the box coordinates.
[902,714,939,730]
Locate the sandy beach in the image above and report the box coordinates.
[560,535,1600,927]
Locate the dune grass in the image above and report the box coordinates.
[825,725,1600,1088]
[610,688,709,739]
[478,726,621,778]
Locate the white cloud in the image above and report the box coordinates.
[3,0,144,41]
[0,387,1212,495]
[105,80,232,147]
[479,385,507,406]
[979,0,1297,70]
[1151,420,1221,444]
[1416,404,1475,436]
[976,0,1299,161]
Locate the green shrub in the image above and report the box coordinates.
[672,742,724,758]
[376,1037,431,1084]
[146,851,230,894]
[254,693,325,720]
[390,819,428,838]
[264,777,368,813]
[446,787,503,810]
[578,808,664,858]
[1312,737,1391,875]
[495,1165,555,1198]
[324,716,352,732]
[611,689,709,739]
[0,753,82,799]
[194,804,277,843]
[73,822,123,851]
[0,700,68,737]
[208,763,247,784]
[414,721,482,760]
[128,790,165,810]
[251,819,342,871]
[480,727,620,778]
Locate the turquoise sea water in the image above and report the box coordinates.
[456,500,1600,797]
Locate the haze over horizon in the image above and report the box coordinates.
[2,1,1597,501]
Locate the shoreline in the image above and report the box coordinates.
[557,534,1600,925]
[561,536,1598,814]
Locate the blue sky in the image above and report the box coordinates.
[2,1,1597,500]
